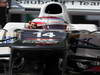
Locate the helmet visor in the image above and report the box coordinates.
[46,24,67,30]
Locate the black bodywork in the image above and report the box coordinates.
[65,32,100,75]
[9,29,68,75]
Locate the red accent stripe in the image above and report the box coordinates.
[32,22,46,24]
[87,66,100,72]
[37,43,55,46]
[38,16,63,19]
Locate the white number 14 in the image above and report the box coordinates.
[33,32,55,38]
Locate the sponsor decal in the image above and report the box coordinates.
[13,0,50,4]
[65,0,100,10]
[13,0,100,6]
[66,1,100,6]
[3,36,13,43]
[11,0,100,10]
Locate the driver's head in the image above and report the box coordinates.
[28,21,43,29]
[27,21,37,29]
[27,16,68,30]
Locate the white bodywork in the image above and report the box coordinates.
[3,23,97,32]
[39,2,71,23]
[3,22,27,31]
[0,2,98,60]
[70,24,97,32]
[0,23,28,59]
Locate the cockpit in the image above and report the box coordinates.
[45,24,67,30]
[27,16,68,31]
[33,24,67,31]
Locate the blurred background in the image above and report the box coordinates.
[0,0,100,28]
[0,0,8,27]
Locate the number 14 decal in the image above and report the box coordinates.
[33,32,56,38]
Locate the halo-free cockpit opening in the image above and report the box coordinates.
[45,4,62,14]
[45,24,67,30]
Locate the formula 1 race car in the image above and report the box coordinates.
[0,24,100,75]
[0,21,69,75]
[0,25,100,75]
[8,29,68,75]
[0,2,100,75]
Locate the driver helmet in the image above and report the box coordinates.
[30,16,67,30]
